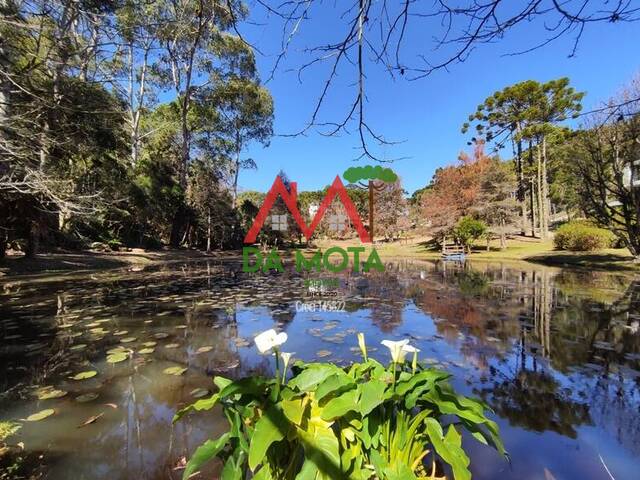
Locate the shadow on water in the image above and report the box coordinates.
[1,258,639,479]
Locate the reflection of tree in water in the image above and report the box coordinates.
[477,366,591,438]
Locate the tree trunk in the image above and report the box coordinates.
[514,133,527,236]
[500,218,507,250]
[540,135,550,239]
[368,180,374,242]
[206,208,211,252]
[536,144,547,240]
[530,178,537,238]
[25,221,40,257]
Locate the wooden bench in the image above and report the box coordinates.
[441,241,465,259]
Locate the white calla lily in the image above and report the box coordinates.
[357,332,368,361]
[381,339,410,363]
[254,329,288,354]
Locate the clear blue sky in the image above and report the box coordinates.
[238,5,639,195]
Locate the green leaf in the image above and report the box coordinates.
[71,371,97,380]
[173,394,219,423]
[281,396,306,425]
[35,388,67,400]
[315,373,355,402]
[163,366,187,376]
[214,376,233,391]
[25,409,55,421]
[383,461,418,480]
[298,424,342,479]
[219,377,267,399]
[320,388,359,421]
[358,380,386,416]
[425,418,471,480]
[288,364,337,392]
[182,433,230,480]
[248,406,289,470]
[107,352,129,363]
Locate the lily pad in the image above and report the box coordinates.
[106,352,129,363]
[190,388,209,398]
[163,366,187,376]
[154,332,169,339]
[114,330,129,336]
[25,409,55,422]
[196,346,213,354]
[316,350,332,358]
[36,389,68,400]
[70,344,87,351]
[142,342,157,347]
[120,337,137,344]
[138,348,155,355]
[75,393,99,403]
[164,343,180,349]
[71,371,98,381]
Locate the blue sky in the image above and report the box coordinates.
[238,5,639,195]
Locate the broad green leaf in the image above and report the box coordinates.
[288,364,337,392]
[281,396,306,425]
[173,394,219,423]
[219,377,267,399]
[182,433,230,480]
[383,461,418,480]
[315,373,356,402]
[425,418,471,480]
[76,393,99,403]
[214,376,233,391]
[25,409,55,421]
[298,424,342,479]
[358,379,386,416]
[248,406,289,470]
[107,352,129,363]
[163,366,187,376]
[71,371,97,380]
[320,388,359,420]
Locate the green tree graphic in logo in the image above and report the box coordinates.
[343,165,398,241]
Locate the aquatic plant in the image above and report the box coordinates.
[174,332,505,479]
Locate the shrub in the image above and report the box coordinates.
[553,221,616,251]
[174,332,505,480]
[453,217,487,252]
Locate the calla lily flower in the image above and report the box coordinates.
[357,333,368,361]
[381,339,419,363]
[254,329,288,354]
[381,339,410,362]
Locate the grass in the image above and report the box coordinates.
[315,235,639,272]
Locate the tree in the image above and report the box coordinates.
[475,160,518,249]
[420,141,493,240]
[464,78,584,239]
[453,216,487,253]
[342,165,398,241]
[571,75,640,260]
[202,35,273,206]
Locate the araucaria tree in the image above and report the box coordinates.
[464,78,584,239]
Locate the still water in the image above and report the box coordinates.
[1,259,639,479]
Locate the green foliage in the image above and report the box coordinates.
[344,166,398,184]
[453,217,487,251]
[553,221,615,251]
[0,422,21,443]
[174,338,505,480]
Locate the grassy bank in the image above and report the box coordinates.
[315,235,639,272]
[0,249,229,277]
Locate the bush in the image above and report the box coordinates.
[175,332,505,480]
[554,221,616,251]
[453,216,487,252]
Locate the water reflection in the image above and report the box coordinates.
[1,259,639,479]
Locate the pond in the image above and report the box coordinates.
[1,258,639,479]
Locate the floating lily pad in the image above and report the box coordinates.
[138,348,155,355]
[154,333,169,339]
[71,371,98,381]
[163,366,187,376]
[25,409,55,422]
[36,388,68,400]
[70,344,87,351]
[196,346,213,354]
[120,337,137,344]
[107,352,129,363]
[114,330,129,336]
[142,342,157,348]
[190,388,209,398]
[75,393,99,403]
[316,350,332,358]
[107,347,127,355]
[164,343,180,349]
